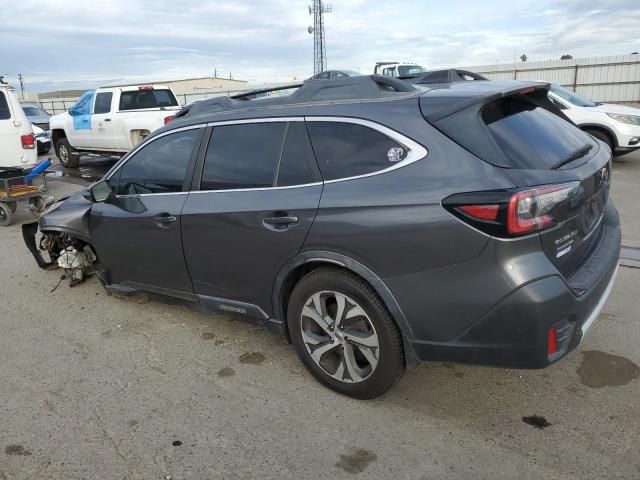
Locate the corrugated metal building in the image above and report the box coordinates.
[463,54,640,104]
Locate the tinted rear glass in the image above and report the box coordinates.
[201,123,286,190]
[119,89,178,111]
[482,97,594,169]
[307,122,403,181]
[276,123,320,187]
[0,92,10,120]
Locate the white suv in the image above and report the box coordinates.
[547,83,640,156]
[0,81,38,169]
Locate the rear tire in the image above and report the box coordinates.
[287,267,405,399]
[0,203,14,227]
[56,138,79,168]
[584,128,614,154]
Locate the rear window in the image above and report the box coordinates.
[482,96,594,169]
[119,89,178,111]
[307,122,405,181]
[0,92,11,120]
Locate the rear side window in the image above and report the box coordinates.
[201,123,286,190]
[115,129,200,195]
[276,123,320,186]
[482,97,593,169]
[94,92,113,114]
[119,89,178,111]
[307,122,405,181]
[0,92,11,120]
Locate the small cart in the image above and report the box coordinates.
[0,169,49,227]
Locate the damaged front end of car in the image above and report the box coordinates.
[22,191,100,287]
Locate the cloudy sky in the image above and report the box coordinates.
[2,0,639,93]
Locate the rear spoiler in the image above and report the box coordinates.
[420,81,550,122]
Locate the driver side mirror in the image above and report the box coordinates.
[85,180,112,203]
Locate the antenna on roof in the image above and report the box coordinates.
[308,0,332,75]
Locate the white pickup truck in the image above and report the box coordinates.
[50,85,181,168]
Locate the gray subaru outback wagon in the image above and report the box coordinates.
[24,75,620,399]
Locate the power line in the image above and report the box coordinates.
[308,0,332,75]
[18,74,25,99]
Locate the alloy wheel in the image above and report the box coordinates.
[59,144,69,164]
[300,291,379,383]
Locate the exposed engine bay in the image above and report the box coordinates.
[23,222,99,287]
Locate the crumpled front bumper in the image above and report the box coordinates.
[22,222,54,269]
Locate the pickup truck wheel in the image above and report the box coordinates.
[56,139,79,168]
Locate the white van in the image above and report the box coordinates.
[0,82,38,169]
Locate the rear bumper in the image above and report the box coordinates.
[397,204,622,369]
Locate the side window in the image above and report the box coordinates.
[201,123,286,190]
[0,92,11,120]
[307,122,406,181]
[276,123,321,187]
[94,92,113,114]
[115,129,200,195]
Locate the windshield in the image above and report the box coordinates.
[23,106,49,116]
[398,65,426,76]
[550,84,597,107]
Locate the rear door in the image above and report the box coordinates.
[0,88,21,165]
[91,126,204,296]
[181,120,322,317]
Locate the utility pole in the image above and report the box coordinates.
[18,73,25,99]
[308,0,332,75]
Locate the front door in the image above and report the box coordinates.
[88,91,116,150]
[181,120,323,315]
[90,126,204,296]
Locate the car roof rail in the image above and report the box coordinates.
[174,75,419,120]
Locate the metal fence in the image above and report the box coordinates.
[463,54,640,104]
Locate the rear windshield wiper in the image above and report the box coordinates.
[552,144,593,170]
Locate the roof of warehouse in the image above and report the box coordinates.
[104,76,248,88]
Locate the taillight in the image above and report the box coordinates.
[164,115,174,125]
[457,204,499,221]
[21,133,35,149]
[443,182,579,238]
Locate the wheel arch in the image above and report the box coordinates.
[577,123,619,148]
[271,251,415,343]
[51,128,67,146]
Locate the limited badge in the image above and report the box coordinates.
[387,146,405,162]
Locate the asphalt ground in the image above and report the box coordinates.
[0,150,638,479]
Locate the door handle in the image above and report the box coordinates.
[104,118,112,122]
[263,215,298,231]
[153,214,177,228]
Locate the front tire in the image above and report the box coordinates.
[584,128,614,154]
[56,138,79,168]
[288,267,405,399]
